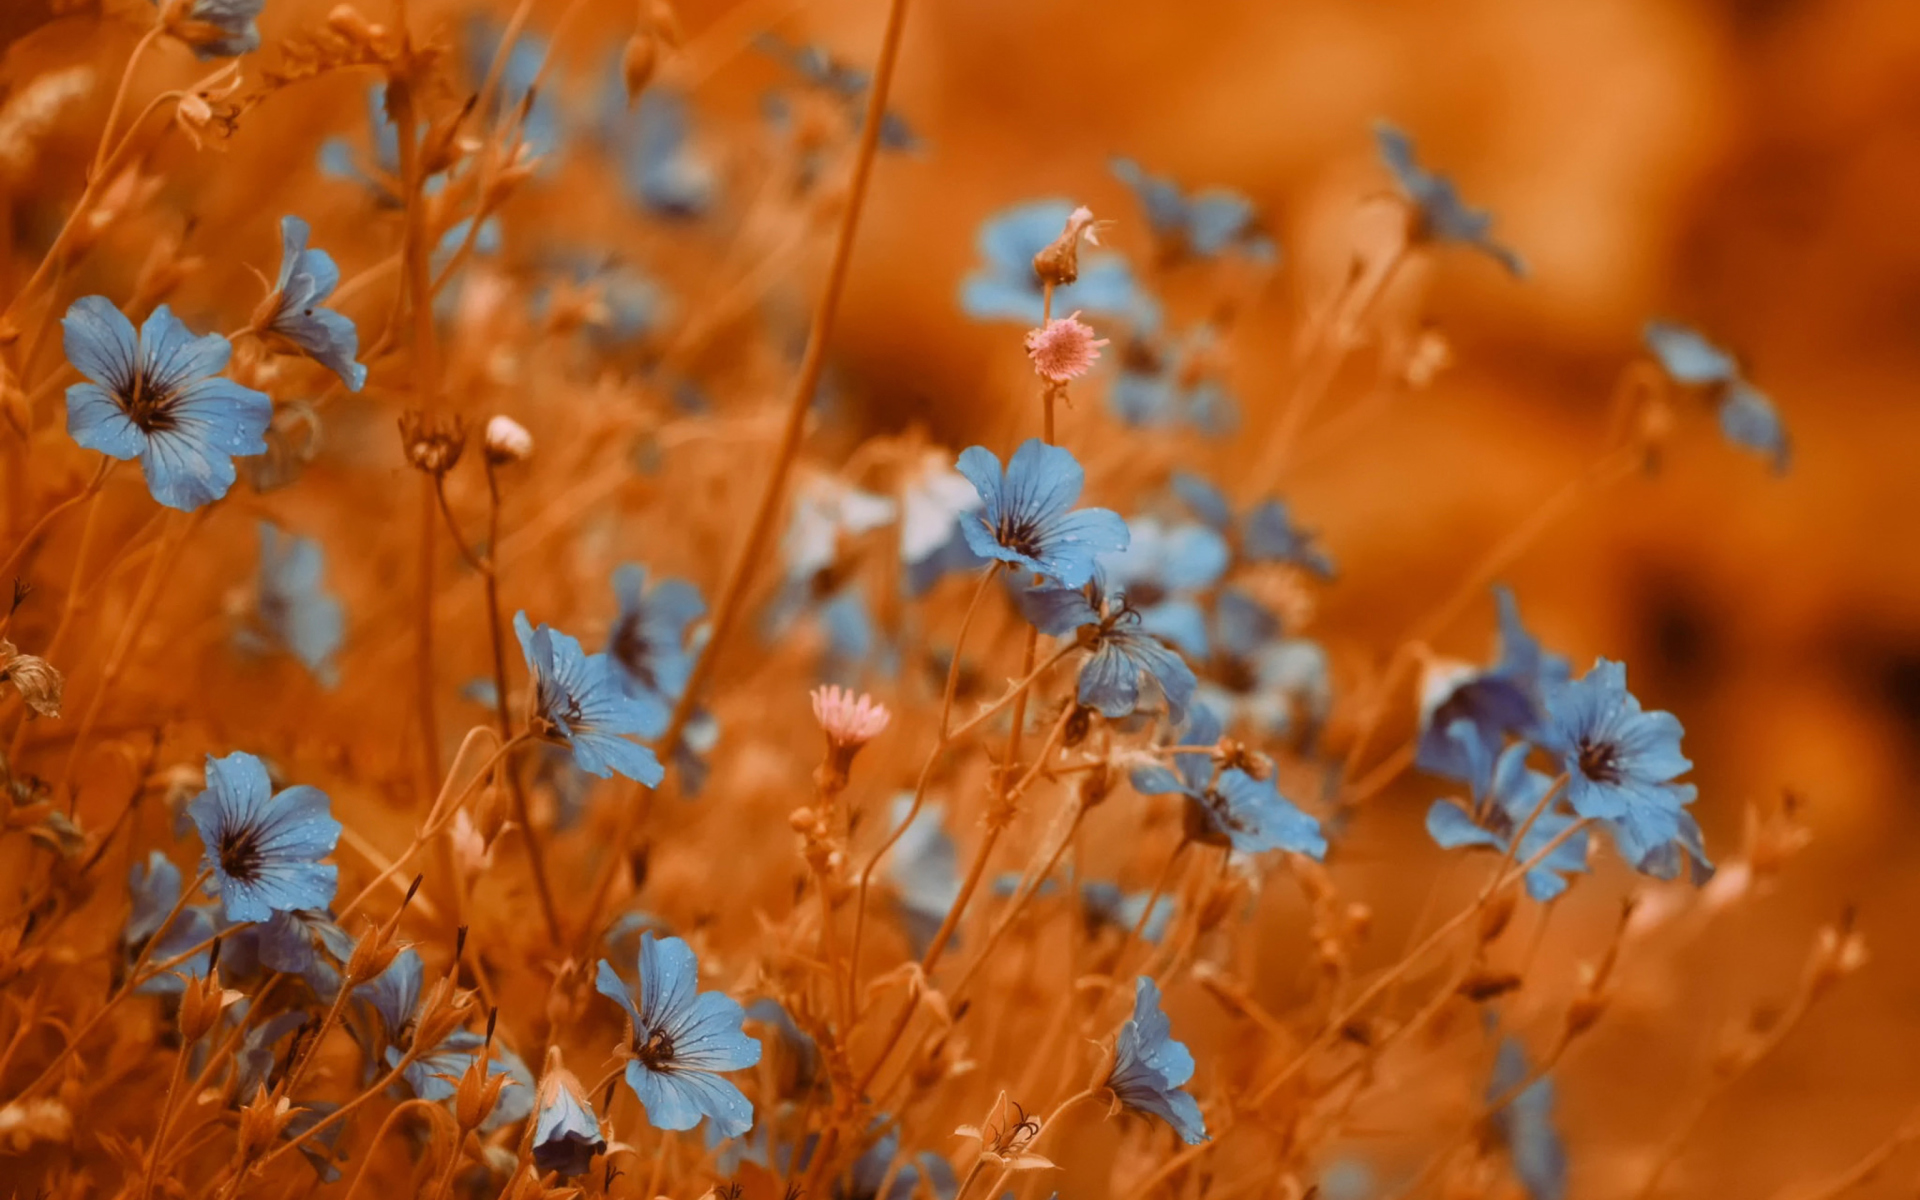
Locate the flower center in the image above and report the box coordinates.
[1576,737,1623,785]
[635,1025,675,1070]
[994,515,1045,560]
[219,826,266,882]
[121,370,181,434]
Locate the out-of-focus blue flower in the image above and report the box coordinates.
[961,200,1159,328]
[1097,516,1229,658]
[135,903,219,996]
[1106,977,1207,1145]
[606,564,705,713]
[1489,1039,1567,1200]
[1243,499,1335,579]
[62,297,272,512]
[901,456,983,571]
[516,613,666,785]
[465,17,563,162]
[755,33,921,153]
[356,945,424,1046]
[600,78,715,219]
[319,86,409,203]
[256,907,357,998]
[887,794,960,956]
[1540,659,1711,883]
[956,439,1129,588]
[126,851,183,948]
[1021,579,1198,724]
[1644,322,1790,472]
[1130,705,1326,858]
[1374,122,1525,277]
[1424,724,1590,902]
[594,933,762,1138]
[1416,586,1569,781]
[841,1121,959,1200]
[745,997,820,1094]
[533,1065,605,1178]
[251,522,345,687]
[125,853,220,996]
[187,751,342,923]
[1199,589,1333,741]
[1110,158,1275,261]
[162,0,264,59]
[391,1030,535,1132]
[784,475,897,582]
[262,216,367,391]
[1080,881,1175,943]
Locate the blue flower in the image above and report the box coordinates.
[1374,122,1525,277]
[961,200,1158,328]
[956,439,1129,588]
[1540,659,1711,882]
[1080,881,1175,943]
[843,1122,958,1200]
[755,33,921,153]
[134,904,219,996]
[1489,1039,1567,1200]
[252,522,345,687]
[255,907,357,998]
[900,456,983,571]
[234,1009,309,1102]
[465,18,563,163]
[594,933,762,1138]
[607,564,705,711]
[1021,579,1198,724]
[125,853,221,996]
[516,612,666,785]
[391,1031,535,1132]
[1243,499,1335,579]
[318,86,409,204]
[886,794,960,956]
[262,216,367,391]
[1110,158,1275,261]
[356,946,425,1046]
[187,751,342,923]
[1644,322,1789,472]
[1097,515,1229,658]
[1416,586,1569,781]
[163,0,264,59]
[1130,706,1326,858]
[125,850,183,949]
[1424,724,1589,902]
[601,80,715,219]
[1105,977,1207,1145]
[62,297,272,511]
[784,476,897,582]
[533,1066,606,1178]
[1198,589,1333,740]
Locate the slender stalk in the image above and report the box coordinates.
[136,1033,192,1200]
[0,457,113,586]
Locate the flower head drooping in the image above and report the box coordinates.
[533,1049,606,1178]
[62,297,272,511]
[1541,659,1711,883]
[1025,312,1108,384]
[516,612,666,785]
[186,751,343,923]
[956,439,1129,588]
[962,200,1158,328]
[1644,321,1790,472]
[606,565,706,712]
[1021,579,1197,724]
[1425,723,1590,902]
[1104,976,1207,1145]
[1374,121,1525,277]
[1130,706,1326,858]
[256,216,367,392]
[252,522,345,687]
[158,0,265,60]
[594,933,762,1138]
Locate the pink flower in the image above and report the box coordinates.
[1025,312,1107,383]
[811,685,891,748]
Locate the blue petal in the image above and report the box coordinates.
[1644,322,1736,385]
[62,295,138,392]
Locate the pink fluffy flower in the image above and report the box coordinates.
[1025,311,1108,383]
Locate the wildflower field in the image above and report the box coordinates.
[3,1,1918,1197]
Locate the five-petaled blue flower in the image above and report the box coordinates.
[1374,122,1526,277]
[186,751,343,923]
[1416,585,1569,781]
[253,522,346,687]
[1130,705,1326,858]
[516,612,666,785]
[1644,321,1790,472]
[1111,158,1276,262]
[960,200,1159,328]
[261,216,367,392]
[1021,579,1198,724]
[956,439,1129,588]
[594,933,762,1138]
[533,1064,606,1178]
[1425,722,1590,902]
[63,297,272,511]
[1540,659,1711,883]
[1489,1038,1568,1200]
[606,564,706,716]
[162,0,265,59]
[1105,976,1208,1145]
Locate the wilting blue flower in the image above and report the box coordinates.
[1425,723,1589,902]
[602,81,715,218]
[1021,579,1197,723]
[392,1031,535,1132]
[1540,659,1710,882]
[256,907,357,998]
[1097,516,1229,658]
[1198,589,1333,740]
[163,0,264,59]
[516,613,666,785]
[1080,881,1175,943]
[533,1066,606,1178]
[1374,122,1525,277]
[1110,158,1275,261]
[887,794,960,956]
[755,33,920,153]
[961,200,1158,328]
[606,565,705,713]
[1644,321,1789,472]
[1243,499,1335,579]
[1489,1039,1567,1200]
[62,297,272,511]
[1416,586,1569,781]
[262,216,367,391]
[187,751,342,923]
[251,523,345,687]
[956,439,1129,588]
[594,933,762,1138]
[356,946,424,1046]
[465,18,563,162]
[1106,977,1207,1145]
[1130,705,1326,858]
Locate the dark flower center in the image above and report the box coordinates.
[1576,737,1623,785]
[994,514,1045,560]
[635,1025,676,1070]
[610,617,657,691]
[219,826,267,883]
[121,370,181,434]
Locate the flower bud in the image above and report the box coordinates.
[399,410,467,476]
[484,415,534,465]
[1033,205,1099,287]
[236,1088,298,1160]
